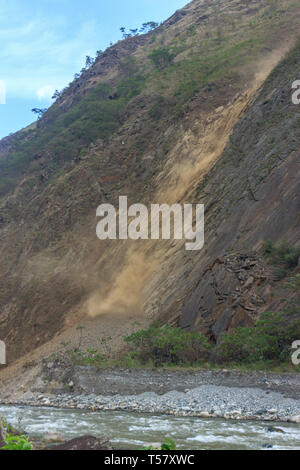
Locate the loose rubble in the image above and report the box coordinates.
[2,385,299,423]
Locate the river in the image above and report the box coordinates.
[0,405,300,450]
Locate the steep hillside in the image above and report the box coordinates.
[0,0,300,364]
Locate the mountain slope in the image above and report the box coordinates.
[0,0,300,364]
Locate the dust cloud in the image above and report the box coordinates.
[85,44,294,320]
[158,43,296,207]
[86,249,158,317]
[253,42,295,88]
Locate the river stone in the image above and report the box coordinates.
[47,436,113,450]
[267,427,285,434]
[43,431,65,443]
[288,415,300,424]
[199,411,210,418]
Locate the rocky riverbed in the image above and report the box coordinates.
[2,385,300,423]
[1,367,300,423]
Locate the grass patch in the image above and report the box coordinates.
[64,348,107,366]
[146,36,264,116]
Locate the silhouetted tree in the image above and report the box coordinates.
[52,90,61,100]
[31,108,47,119]
[140,21,159,33]
[85,56,94,68]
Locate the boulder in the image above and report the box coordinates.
[43,431,65,443]
[287,415,300,424]
[47,436,113,451]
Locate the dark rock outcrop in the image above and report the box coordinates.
[47,436,113,451]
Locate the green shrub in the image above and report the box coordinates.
[125,324,212,366]
[66,348,106,366]
[186,25,196,37]
[263,241,300,279]
[117,75,145,99]
[0,434,32,451]
[0,416,32,450]
[216,310,300,364]
[149,48,174,69]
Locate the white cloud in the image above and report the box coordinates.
[0,4,100,101]
[37,85,55,101]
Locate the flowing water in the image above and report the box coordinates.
[0,405,299,450]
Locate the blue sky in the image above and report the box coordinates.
[0,0,188,139]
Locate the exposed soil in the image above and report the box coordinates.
[42,366,300,400]
[0,312,150,401]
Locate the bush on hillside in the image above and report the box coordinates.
[125,324,212,366]
[215,310,300,364]
[149,48,174,69]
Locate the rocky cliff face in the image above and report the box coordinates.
[0,0,300,363]
[178,48,300,337]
